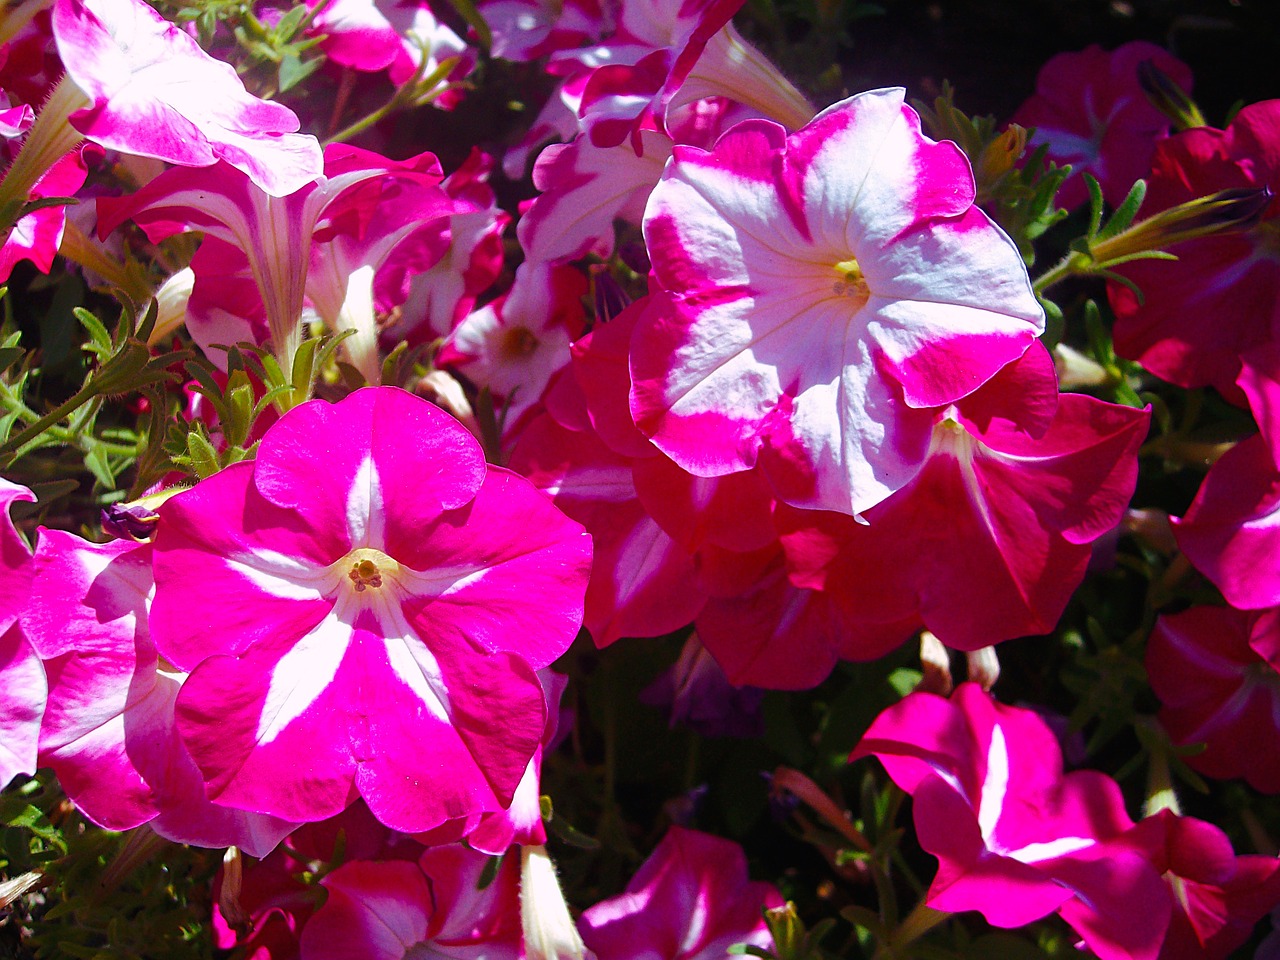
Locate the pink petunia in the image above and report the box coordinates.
[52,0,321,197]
[634,87,1044,517]
[852,684,1172,960]
[0,479,44,789]
[1146,603,1280,793]
[149,387,591,831]
[1107,100,1280,441]
[1012,42,1193,208]
[579,826,783,960]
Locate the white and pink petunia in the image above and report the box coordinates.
[0,478,44,789]
[634,87,1045,516]
[20,531,296,854]
[149,386,592,831]
[52,0,321,197]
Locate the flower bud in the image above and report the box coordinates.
[1138,58,1206,131]
[521,844,587,960]
[1092,186,1272,263]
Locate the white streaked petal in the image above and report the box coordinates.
[397,563,489,598]
[1005,836,1096,864]
[977,724,1009,847]
[346,454,387,550]
[373,594,451,722]
[224,549,331,600]
[254,607,353,744]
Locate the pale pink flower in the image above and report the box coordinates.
[52,0,321,196]
[149,387,592,831]
[634,87,1044,516]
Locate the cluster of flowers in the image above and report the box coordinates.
[1,0,1280,955]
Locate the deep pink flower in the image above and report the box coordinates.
[1012,42,1193,208]
[579,826,783,960]
[779,355,1149,653]
[1122,810,1280,959]
[299,844,522,960]
[52,0,321,196]
[1146,603,1280,793]
[851,684,1171,960]
[1107,100,1280,424]
[306,0,473,91]
[21,530,295,852]
[149,387,592,831]
[1173,434,1280,609]
[634,87,1044,516]
[0,145,87,284]
[0,479,43,789]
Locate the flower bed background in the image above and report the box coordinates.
[1,0,1279,958]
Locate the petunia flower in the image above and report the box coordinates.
[1012,42,1193,208]
[1107,99,1280,443]
[149,387,592,831]
[50,0,321,197]
[634,87,1044,517]
[579,826,783,960]
[1146,603,1280,793]
[300,844,523,960]
[21,530,296,854]
[851,683,1172,960]
[0,478,44,789]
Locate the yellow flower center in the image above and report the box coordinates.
[832,257,871,303]
[501,325,540,359]
[341,547,400,594]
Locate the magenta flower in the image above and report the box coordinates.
[149,387,592,831]
[1107,100,1280,422]
[0,144,86,284]
[778,355,1148,653]
[1173,434,1280,610]
[300,844,522,960]
[634,87,1044,516]
[1122,810,1280,959]
[852,684,1171,960]
[21,531,295,853]
[0,478,44,789]
[580,826,783,960]
[1012,42,1193,208]
[51,0,321,197]
[1146,603,1280,793]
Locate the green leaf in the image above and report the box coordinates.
[83,441,118,489]
[1095,179,1147,241]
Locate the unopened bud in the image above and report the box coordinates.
[964,647,1000,691]
[218,846,251,933]
[1092,186,1272,263]
[917,631,953,695]
[147,267,195,346]
[1137,59,1207,132]
[520,845,587,960]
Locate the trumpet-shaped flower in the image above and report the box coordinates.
[634,87,1044,516]
[149,387,592,831]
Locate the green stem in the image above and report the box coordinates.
[1032,250,1086,295]
[1,384,104,460]
[872,900,950,960]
